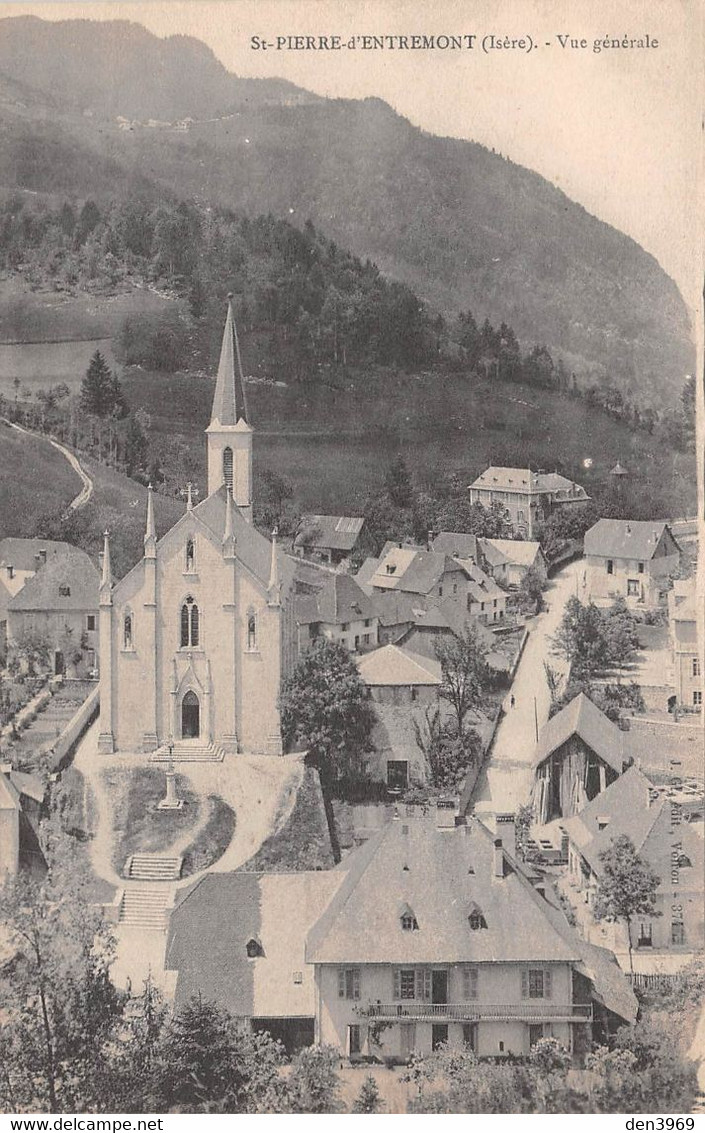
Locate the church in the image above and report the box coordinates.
[97,299,296,758]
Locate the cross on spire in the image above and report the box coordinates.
[180,483,200,511]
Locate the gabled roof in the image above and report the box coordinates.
[534,693,625,774]
[306,811,579,965]
[583,519,677,561]
[370,590,455,631]
[191,486,293,591]
[479,539,511,568]
[7,769,45,804]
[562,765,704,886]
[0,538,74,574]
[209,298,249,427]
[294,515,364,553]
[432,532,480,560]
[456,561,506,602]
[8,545,99,612]
[295,573,377,626]
[357,645,442,687]
[0,773,20,811]
[368,547,466,595]
[484,539,545,568]
[166,871,343,1017]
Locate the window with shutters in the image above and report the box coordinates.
[692,657,701,677]
[337,968,361,999]
[522,968,552,999]
[462,967,479,1000]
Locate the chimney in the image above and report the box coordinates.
[495,813,516,859]
[493,838,504,879]
[427,530,435,551]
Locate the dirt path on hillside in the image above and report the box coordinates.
[5,419,93,512]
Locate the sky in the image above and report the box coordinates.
[0,0,702,313]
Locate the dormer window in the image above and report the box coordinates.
[400,904,419,931]
[677,854,692,868]
[468,904,487,930]
[185,538,195,572]
[246,937,264,958]
[59,585,71,597]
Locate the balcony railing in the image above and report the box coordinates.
[364,1002,592,1023]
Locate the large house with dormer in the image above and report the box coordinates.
[468,467,590,539]
[97,300,296,757]
[166,806,637,1060]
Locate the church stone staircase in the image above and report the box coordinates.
[118,886,173,931]
[125,854,183,882]
[150,740,225,763]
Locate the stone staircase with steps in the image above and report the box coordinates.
[150,740,225,763]
[125,854,183,881]
[118,886,173,931]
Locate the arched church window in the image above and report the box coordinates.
[186,538,195,573]
[123,612,133,650]
[223,447,234,492]
[180,598,200,648]
[247,611,257,651]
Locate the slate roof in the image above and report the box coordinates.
[371,591,456,631]
[294,515,364,554]
[469,468,588,499]
[166,871,343,1017]
[191,486,294,592]
[306,811,580,965]
[484,539,545,568]
[368,546,466,595]
[479,540,511,568]
[357,645,442,687]
[562,765,704,886]
[456,561,506,603]
[533,693,625,774]
[294,573,377,627]
[209,299,249,426]
[583,519,677,562]
[432,532,481,560]
[8,545,100,612]
[0,538,73,574]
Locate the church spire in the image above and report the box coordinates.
[144,483,156,554]
[210,294,249,427]
[100,530,112,596]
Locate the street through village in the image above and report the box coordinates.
[472,558,580,818]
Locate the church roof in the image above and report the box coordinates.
[192,486,293,592]
[210,298,249,427]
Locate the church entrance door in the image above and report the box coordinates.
[181,690,200,739]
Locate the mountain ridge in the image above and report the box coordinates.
[0,14,694,407]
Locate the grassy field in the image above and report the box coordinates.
[0,279,176,343]
[0,338,117,396]
[121,366,696,517]
[0,419,80,534]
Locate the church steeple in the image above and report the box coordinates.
[206,296,253,522]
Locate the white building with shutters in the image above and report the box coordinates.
[305,807,634,1061]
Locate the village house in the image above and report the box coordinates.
[365,703,432,789]
[668,578,702,713]
[468,467,590,539]
[0,763,45,879]
[356,644,441,706]
[582,519,680,609]
[97,299,296,758]
[482,539,548,588]
[294,573,378,655]
[562,765,704,957]
[293,515,365,565]
[0,538,100,676]
[165,807,636,1061]
[531,694,626,824]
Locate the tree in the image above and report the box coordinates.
[413,704,482,790]
[352,1075,384,1113]
[0,867,124,1112]
[80,351,125,418]
[551,597,611,678]
[7,627,52,678]
[279,640,376,782]
[593,834,660,972]
[517,564,546,613]
[385,454,414,509]
[435,622,491,736]
[285,1044,343,1113]
[153,994,283,1113]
